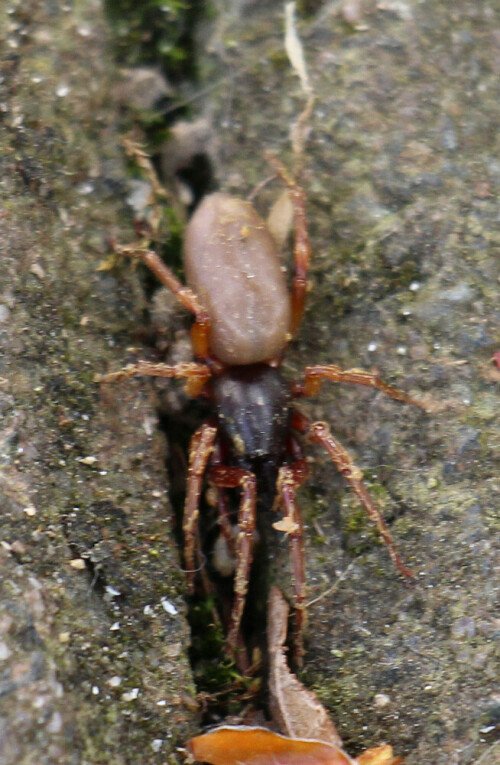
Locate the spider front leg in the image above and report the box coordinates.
[293,364,425,409]
[114,243,212,360]
[292,411,414,579]
[208,465,257,656]
[95,360,211,397]
[183,424,218,590]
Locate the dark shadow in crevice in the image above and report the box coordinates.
[176,151,217,211]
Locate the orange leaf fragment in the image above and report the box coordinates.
[357,744,403,765]
[188,726,357,765]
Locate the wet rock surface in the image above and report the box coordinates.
[186,2,499,763]
[0,2,195,763]
[2,1,499,764]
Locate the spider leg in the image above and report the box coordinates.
[292,411,414,579]
[274,456,309,664]
[209,465,257,655]
[95,360,211,397]
[209,441,236,553]
[183,424,217,590]
[216,490,234,551]
[293,364,425,409]
[265,154,311,337]
[114,243,211,360]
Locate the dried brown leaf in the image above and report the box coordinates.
[268,587,342,746]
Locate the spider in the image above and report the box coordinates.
[96,157,424,662]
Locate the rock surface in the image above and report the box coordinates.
[2,1,499,764]
[185,2,499,763]
[0,2,195,763]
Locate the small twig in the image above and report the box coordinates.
[247,173,276,204]
[284,1,315,172]
[471,741,500,765]
[122,135,172,238]
[306,560,356,608]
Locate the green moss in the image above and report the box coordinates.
[104,0,203,81]
[343,504,370,534]
[188,597,258,711]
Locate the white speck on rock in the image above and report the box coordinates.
[122,687,140,702]
[47,711,63,733]
[161,598,178,616]
[374,693,391,708]
[56,83,70,97]
[0,641,11,661]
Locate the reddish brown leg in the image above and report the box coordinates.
[292,410,414,579]
[183,424,217,589]
[115,243,212,360]
[265,154,311,336]
[95,360,211,397]
[214,489,235,551]
[274,459,309,664]
[209,441,236,553]
[293,364,425,409]
[209,465,257,655]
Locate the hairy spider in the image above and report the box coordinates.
[96,157,424,662]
